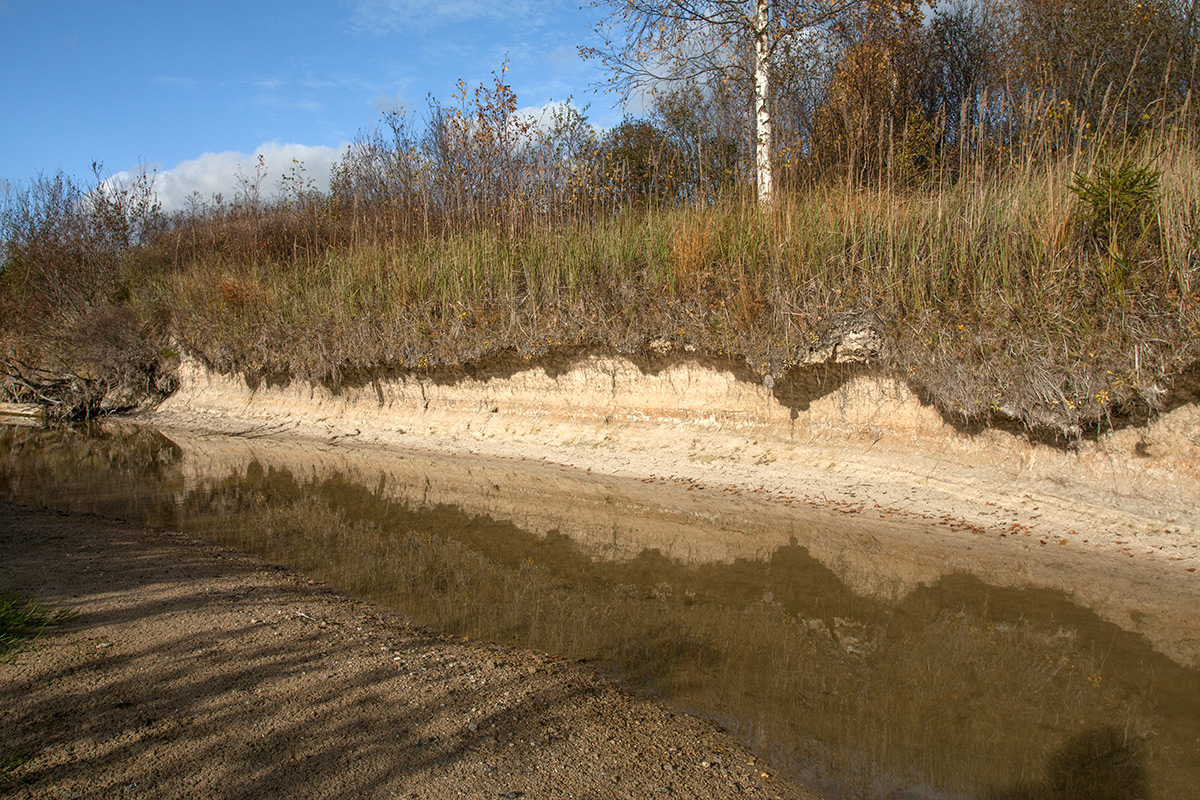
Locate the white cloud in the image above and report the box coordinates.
[374,91,407,115]
[348,0,543,32]
[514,100,591,134]
[110,142,349,213]
[152,75,200,90]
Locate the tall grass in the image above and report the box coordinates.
[3,76,1199,432]
[141,107,1199,431]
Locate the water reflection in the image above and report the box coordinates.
[2,423,1197,799]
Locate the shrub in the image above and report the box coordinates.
[1070,158,1162,260]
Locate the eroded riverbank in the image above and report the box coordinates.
[154,353,1200,574]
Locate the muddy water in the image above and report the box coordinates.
[2,422,1198,799]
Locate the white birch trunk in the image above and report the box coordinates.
[754,0,774,205]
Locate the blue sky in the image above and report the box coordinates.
[0,1,620,209]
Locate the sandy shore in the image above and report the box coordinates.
[152,354,1200,574]
[3,350,1197,797]
[0,500,816,799]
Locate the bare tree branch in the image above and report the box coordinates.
[582,0,860,203]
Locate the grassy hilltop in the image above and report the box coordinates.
[3,1,1200,437]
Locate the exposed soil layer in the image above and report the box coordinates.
[0,501,815,800]
[152,353,1200,573]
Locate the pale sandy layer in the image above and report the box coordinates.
[152,354,1200,560]
[146,354,1200,665]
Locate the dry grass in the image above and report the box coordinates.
[141,135,1200,436]
[3,92,1200,437]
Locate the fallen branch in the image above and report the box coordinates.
[0,357,107,422]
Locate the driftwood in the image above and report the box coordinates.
[0,357,108,422]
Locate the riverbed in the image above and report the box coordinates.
[2,421,1197,798]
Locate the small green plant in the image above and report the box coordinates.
[0,751,33,788]
[0,590,72,662]
[1070,158,1162,261]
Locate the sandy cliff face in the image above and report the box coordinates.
[155,352,1199,537]
[148,352,1200,664]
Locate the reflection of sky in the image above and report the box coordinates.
[0,1,615,209]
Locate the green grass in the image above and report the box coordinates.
[0,590,72,662]
[0,592,72,787]
[0,751,33,789]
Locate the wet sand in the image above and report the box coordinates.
[0,500,816,799]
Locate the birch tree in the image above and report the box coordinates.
[582,0,859,204]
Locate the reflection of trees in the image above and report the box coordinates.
[0,424,185,522]
[989,726,1147,800]
[2,425,1198,800]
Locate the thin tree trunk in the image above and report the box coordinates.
[755,0,774,204]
